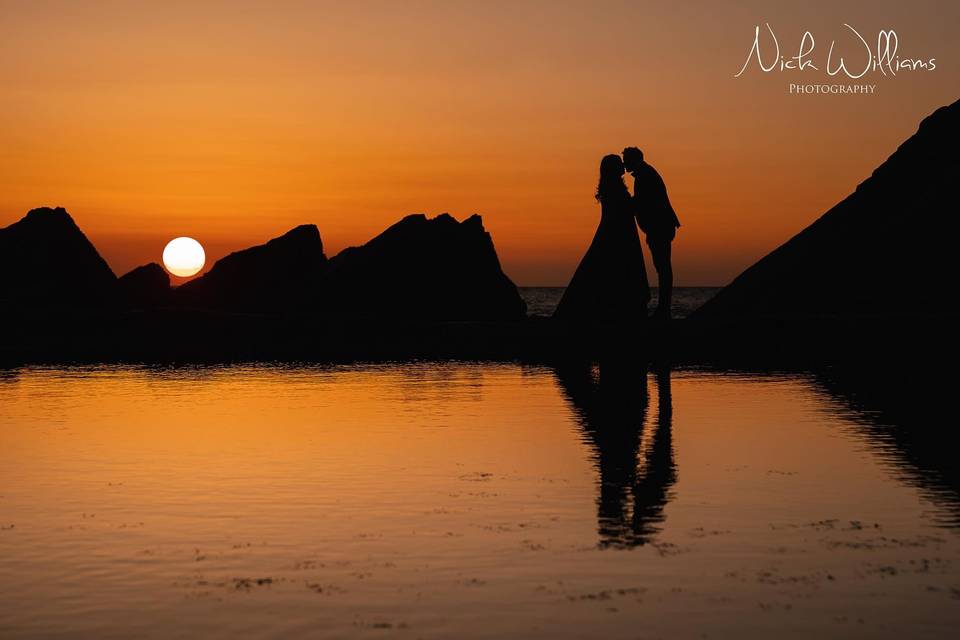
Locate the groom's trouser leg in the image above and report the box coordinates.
[648,238,673,314]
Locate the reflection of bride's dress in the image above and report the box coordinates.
[555,362,676,547]
[554,189,650,322]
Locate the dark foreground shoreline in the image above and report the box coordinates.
[3,307,956,370]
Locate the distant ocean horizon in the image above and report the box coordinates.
[518,286,720,318]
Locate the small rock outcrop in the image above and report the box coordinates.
[0,207,117,307]
[175,224,326,311]
[322,213,526,320]
[118,263,171,308]
[696,98,960,319]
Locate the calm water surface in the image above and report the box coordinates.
[0,364,957,638]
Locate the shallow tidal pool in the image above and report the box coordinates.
[1,363,957,638]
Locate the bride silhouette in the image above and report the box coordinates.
[554,154,650,322]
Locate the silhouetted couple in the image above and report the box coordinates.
[555,148,680,322]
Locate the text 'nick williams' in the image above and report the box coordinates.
[734,24,937,80]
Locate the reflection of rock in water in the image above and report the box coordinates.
[814,365,960,528]
[555,361,676,548]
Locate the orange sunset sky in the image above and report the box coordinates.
[1,0,957,285]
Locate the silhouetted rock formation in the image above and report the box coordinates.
[0,206,524,320]
[118,263,171,308]
[0,207,116,307]
[175,224,326,311]
[323,213,526,320]
[696,98,960,319]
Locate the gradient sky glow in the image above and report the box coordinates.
[1,0,957,284]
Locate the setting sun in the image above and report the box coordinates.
[162,237,205,277]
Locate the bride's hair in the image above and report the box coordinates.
[596,153,629,202]
[596,154,627,202]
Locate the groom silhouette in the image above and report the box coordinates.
[623,147,680,319]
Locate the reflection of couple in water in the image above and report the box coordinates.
[556,361,676,548]
[555,147,680,322]
[552,147,680,546]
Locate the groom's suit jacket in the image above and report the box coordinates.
[632,162,680,238]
